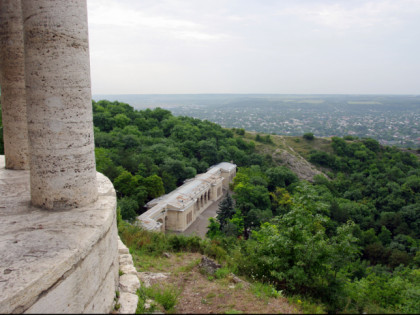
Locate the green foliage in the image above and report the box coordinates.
[118,197,138,221]
[207,217,223,239]
[303,132,315,140]
[266,166,298,191]
[255,134,273,144]
[118,221,227,261]
[238,207,360,297]
[345,266,420,313]
[214,267,230,279]
[103,101,419,313]
[235,128,245,135]
[137,284,180,312]
[251,282,283,299]
[93,100,260,218]
[224,210,245,237]
[146,284,180,311]
[143,175,165,199]
[216,193,235,229]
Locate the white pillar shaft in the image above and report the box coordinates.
[0,0,30,170]
[22,0,97,209]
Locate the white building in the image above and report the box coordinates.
[137,162,236,232]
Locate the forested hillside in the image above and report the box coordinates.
[1,99,418,313]
[208,133,419,313]
[92,100,267,220]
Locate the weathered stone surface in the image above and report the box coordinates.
[137,272,170,288]
[120,264,138,276]
[83,255,119,314]
[198,256,221,275]
[118,292,139,314]
[26,222,118,314]
[0,0,29,170]
[0,158,118,314]
[119,274,140,294]
[119,254,134,266]
[230,273,251,288]
[118,238,130,255]
[21,0,97,209]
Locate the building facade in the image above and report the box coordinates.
[137,162,236,232]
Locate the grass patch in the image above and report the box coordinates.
[206,292,217,299]
[215,267,230,279]
[137,283,180,313]
[287,295,326,314]
[224,309,243,314]
[175,258,200,273]
[251,282,283,300]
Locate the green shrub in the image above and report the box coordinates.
[141,284,180,311]
[251,282,283,299]
[215,267,230,279]
[303,132,314,140]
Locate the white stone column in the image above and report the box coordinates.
[0,0,30,170]
[22,0,98,209]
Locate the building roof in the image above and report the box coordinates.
[208,162,237,173]
[139,162,236,223]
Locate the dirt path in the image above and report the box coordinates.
[138,252,300,314]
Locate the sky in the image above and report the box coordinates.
[87,0,420,95]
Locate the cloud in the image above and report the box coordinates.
[275,0,420,31]
[88,0,228,43]
[87,0,420,94]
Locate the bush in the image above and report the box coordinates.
[215,267,230,279]
[139,284,180,311]
[303,132,314,140]
[118,197,139,221]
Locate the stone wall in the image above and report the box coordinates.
[0,156,119,314]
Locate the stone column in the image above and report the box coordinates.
[22,0,98,209]
[0,0,30,170]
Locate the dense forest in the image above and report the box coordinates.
[90,100,419,313]
[209,136,419,313]
[91,100,264,220]
[0,99,418,313]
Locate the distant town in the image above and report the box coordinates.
[93,94,420,149]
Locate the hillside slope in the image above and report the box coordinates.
[238,132,328,182]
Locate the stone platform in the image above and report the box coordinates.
[0,156,119,313]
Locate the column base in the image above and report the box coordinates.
[0,156,119,314]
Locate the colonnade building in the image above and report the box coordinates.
[137,162,236,232]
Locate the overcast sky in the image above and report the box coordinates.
[87,0,420,95]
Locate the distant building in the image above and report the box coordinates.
[137,162,236,232]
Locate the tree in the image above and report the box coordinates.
[223,210,244,237]
[143,175,165,199]
[113,113,131,129]
[240,204,360,297]
[270,187,292,215]
[118,197,139,221]
[206,217,222,239]
[303,132,314,140]
[266,166,298,190]
[216,193,235,229]
[378,226,392,246]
